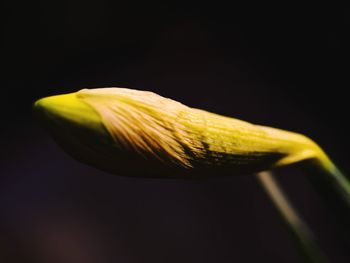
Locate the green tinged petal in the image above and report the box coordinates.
[34,92,103,135]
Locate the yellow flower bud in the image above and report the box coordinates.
[33,87,338,180]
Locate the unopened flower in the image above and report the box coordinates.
[34,87,335,179]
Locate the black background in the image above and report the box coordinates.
[1,2,350,262]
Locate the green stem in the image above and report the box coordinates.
[304,161,350,232]
[329,165,350,207]
[256,171,328,263]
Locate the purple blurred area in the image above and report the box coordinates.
[1,2,350,262]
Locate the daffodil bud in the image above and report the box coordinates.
[34,87,334,178]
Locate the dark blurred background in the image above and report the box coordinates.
[1,2,350,262]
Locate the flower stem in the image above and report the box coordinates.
[256,171,328,263]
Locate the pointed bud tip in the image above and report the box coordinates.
[33,92,102,128]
